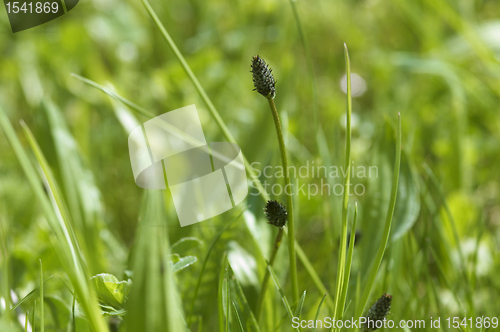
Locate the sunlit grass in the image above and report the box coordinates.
[0,0,499,331]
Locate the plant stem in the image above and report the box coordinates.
[333,43,352,319]
[255,228,284,321]
[267,96,299,303]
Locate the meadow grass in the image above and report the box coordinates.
[1,0,500,331]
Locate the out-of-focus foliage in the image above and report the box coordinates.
[0,0,499,331]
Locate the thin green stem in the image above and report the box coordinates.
[334,44,352,319]
[266,96,299,303]
[218,253,228,332]
[225,269,230,332]
[40,260,44,332]
[32,301,35,332]
[255,228,284,322]
[0,218,11,317]
[338,202,358,322]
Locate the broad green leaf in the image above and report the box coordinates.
[169,254,181,264]
[125,190,184,332]
[43,295,70,331]
[170,237,203,255]
[91,273,131,310]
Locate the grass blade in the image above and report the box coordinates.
[427,242,463,311]
[125,190,183,332]
[232,302,245,332]
[70,41,332,312]
[43,100,106,274]
[188,209,245,323]
[290,291,306,332]
[333,43,353,319]
[267,265,294,326]
[338,202,358,321]
[354,113,402,321]
[69,296,76,332]
[32,301,35,332]
[311,294,327,332]
[219,253,228,332]
[226,267,230,332]
[140,0,269,204]
[39,260,44,332]
[422,164,466,272]
[0,217,11,320]
[227,263,260,332]
[71,74,153,118]
[72,10,335,322]
[0,108,108,332]
[423,163,474,313]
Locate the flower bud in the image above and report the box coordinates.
[251,55,276,98]
[264,200,287,228]
[362,293,392,331]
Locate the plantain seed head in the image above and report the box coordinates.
[251,55,276,98]
[362,293,392,331]
[264,200,287,228]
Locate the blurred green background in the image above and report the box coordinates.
[0,0,499,331]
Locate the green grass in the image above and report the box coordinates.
[1,0,500,331]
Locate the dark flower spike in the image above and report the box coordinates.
[362,293,392,331]
[264,200,287,228]
[251,55,276,98]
